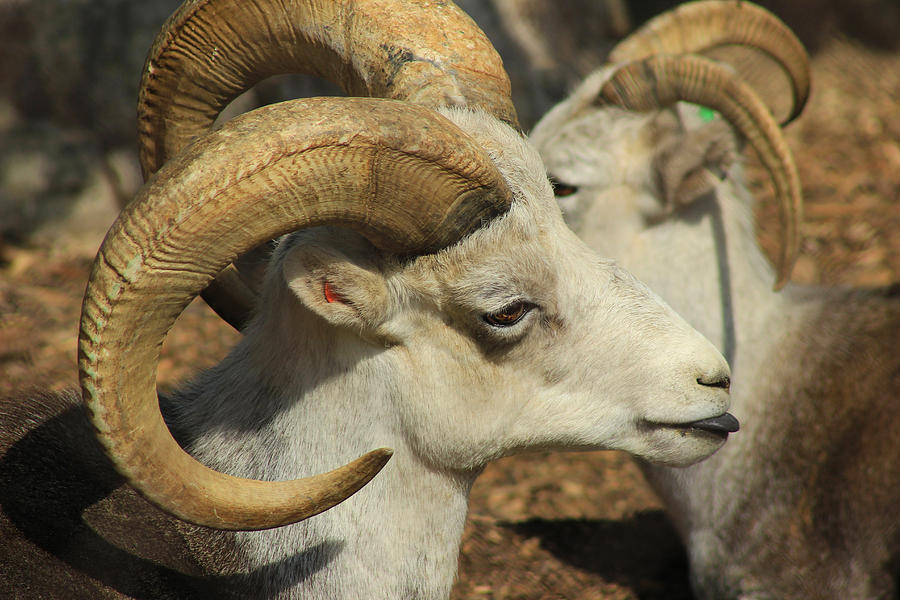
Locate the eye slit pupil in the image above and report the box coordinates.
[484,301,531,327]
[549,176,578,198]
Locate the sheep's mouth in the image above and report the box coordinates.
[651,413,740,439]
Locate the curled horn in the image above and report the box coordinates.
[136,0,516,330]
[80,97,513,530]
[609,0,810,125]
[599,54,802,290]
[138,0,518,173]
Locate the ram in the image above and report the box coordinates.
[531,2,900,598]
[0,1,739,598]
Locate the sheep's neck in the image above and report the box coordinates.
[235,448,473,599]
[179,313,475,599]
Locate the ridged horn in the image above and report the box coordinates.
[137,0,517,330]
[599,54,802,290]
[80,97,512,530]
[608,0,810,125]
[138,0,517,177]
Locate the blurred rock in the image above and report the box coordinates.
[3,0,180,146]
[0,0,179,250]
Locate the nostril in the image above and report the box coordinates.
[697,374,731,391]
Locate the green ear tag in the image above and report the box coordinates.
[698,106,717,122]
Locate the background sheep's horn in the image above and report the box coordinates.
[598,54,802,290]
[136,0,516,331]
[81,97,512,530]
[608,0,810,125]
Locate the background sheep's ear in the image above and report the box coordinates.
[280,232,391,333]
[649,106,740,215]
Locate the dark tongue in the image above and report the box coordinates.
[690,413,740,434]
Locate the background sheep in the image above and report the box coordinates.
[530,2,899,597]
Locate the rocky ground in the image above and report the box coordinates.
[1,15,897,600]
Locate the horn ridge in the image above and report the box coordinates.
[138,0,517,179]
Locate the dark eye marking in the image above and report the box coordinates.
[549,176,579,198]
[483,301,534,327]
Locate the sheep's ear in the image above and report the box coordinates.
[650,105,739,214]
[281,232,391,333]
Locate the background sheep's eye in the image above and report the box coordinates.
[483,301,532,327]
[550,177,579,198]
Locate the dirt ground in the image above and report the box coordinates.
[1,32,898,600]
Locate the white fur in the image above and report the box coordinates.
[166,108,732,599]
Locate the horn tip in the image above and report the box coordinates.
[772,268,792,291]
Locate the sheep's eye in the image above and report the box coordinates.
[483,301,532,327]
[550,177,579,198]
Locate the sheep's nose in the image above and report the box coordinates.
[697,374,731,391]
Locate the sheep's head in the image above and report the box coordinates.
[78,0,735,534]
[531,0,809,291]
[250,108,734,474]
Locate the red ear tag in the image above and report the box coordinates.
[323,281,342,304]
